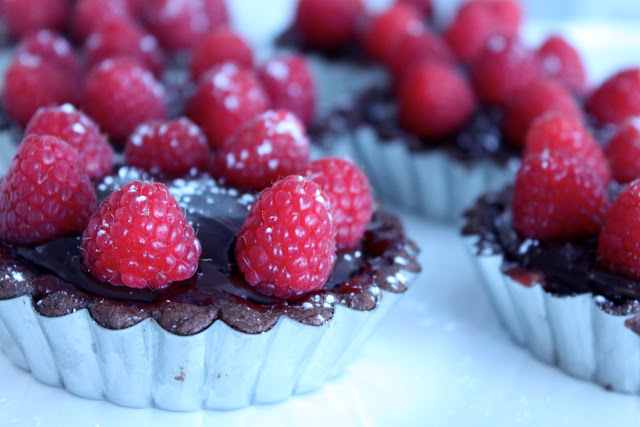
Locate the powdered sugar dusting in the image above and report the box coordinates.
[265,59,289,81]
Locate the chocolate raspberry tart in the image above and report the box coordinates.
[278,0,595,221]
[462,93,640,392]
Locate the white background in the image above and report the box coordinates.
[2,1,640,426]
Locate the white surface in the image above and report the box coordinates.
[3,2,640,426]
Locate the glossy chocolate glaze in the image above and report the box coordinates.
[0,167,420,335]
[462,187,640,318]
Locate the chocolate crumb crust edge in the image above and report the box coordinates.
[461,186,640,335]
[0,209,421,336]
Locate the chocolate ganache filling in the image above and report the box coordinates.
[0,167,420,335]
[462,186,640,321]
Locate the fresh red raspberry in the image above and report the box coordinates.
[2,53,79,126]
[503,78,583,146]
[306,157,372,249]
[605,120,640,183]
[186,63,269,148]
[125,118,210,176]
[215,110,310,190]
[397,0,433,17]
[190,28,253,81]
[398,60,476,139]
[512,150,609,241]
[444,0,522,65]
[25,104,114,179]
[124,0,145,16]
[257,54,315,126]
[599,181,640,280]
[82,58,167,142]
[235,175,336,300]
[294,0,365,50]
[0,135,96,245]
[524,113,611,184]
[384,28,455,79]
[84,18,165,76]
[81,181,201,289]
[587,68,640,126]
[361,3,422,63]
[143,0,229,51]
[470,35,541,106]
[71,0,131,42]
[0,0,67,39]
[16,30,82,79]
[537,35,587,96]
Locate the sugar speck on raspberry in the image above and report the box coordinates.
[215,110,310,190]
[82,58,168,142]
[125,118,210,176]
[186,62,269,148]
[16,30,82,79]
[512,150,610,241]
[82,181,202,289]
[25,104,114,179]
[0,135,97,245]
[306,157,372,249]
[235,175,336,299]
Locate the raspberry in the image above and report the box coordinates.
[362,3,422,63]
[2,53,79,126]
[190,29,253,81]
[0,0,66,38]
[537,35,587,95]
[72,0,131,42]
[215,110,310,190]
[125,118,210,176]
[524,113,611,184]
[587,68,640,126]
[84,18,165,76]
[186,63,269,148]
[599,181,640,280]
[82,58,167,142]
[235,175,336,299]
[398,61,476,139]
[294,0,365,50]
[306,157,372,249]
[257,54,315,126]
[0,135,96,245]
[397,0,433,17]
[470,35,541,106]
[81,181,202,289]
[384,28,454,79]
[143,0,229,51]
[16,30,82,79]
[512,150,609,241]
[444,0,521,65]
[25,104,114,179]
[605,120,640,183]
[503,78,583,146]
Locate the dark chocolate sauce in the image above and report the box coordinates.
[0,167,421,335]
[462,187,640,307]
